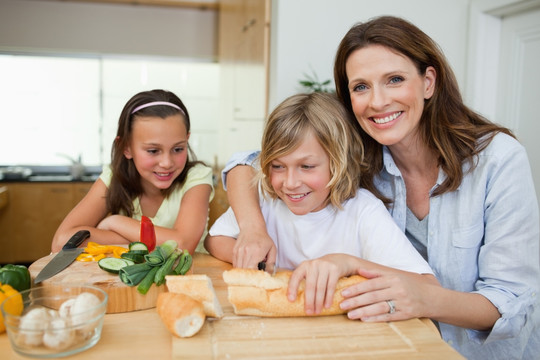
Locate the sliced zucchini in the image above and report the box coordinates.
[129,242,149,252]
[98,257,133,274]
[121,252,146,264]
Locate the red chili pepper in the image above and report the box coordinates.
[140,216,156,252]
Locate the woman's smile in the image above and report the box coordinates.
[371,111,403,125]
[346,44,435,148]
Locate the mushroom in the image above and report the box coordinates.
[16,307,50,347]
[43,314,74,350]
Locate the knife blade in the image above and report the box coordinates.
[257,261,277,275]
[34,230,90,284]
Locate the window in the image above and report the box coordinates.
[0,54,220,167]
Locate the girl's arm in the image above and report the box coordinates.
[98,183,212,254]
[166,183,212,254]
[51,179,129,252]
[226,165,277,268]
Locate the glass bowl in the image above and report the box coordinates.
[1,284,108,358]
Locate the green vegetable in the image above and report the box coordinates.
[137,266,159,295]
[129,242,149,253]
[174,250,192,275]
[121,252,146,264]
[98,258,134,274]
[144,240,178,266]
[0,264,31,292]
[119,263,153,286]
[154,249,181,286]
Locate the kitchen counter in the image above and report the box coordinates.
[0,175,98,183]
[0,165,101,183]
[1,253,464,359]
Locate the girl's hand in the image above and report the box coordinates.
[339,268,437,322]
[287,254,353,315]
[96,215,119,230]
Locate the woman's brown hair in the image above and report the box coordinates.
[107,89,203,217]
[334,16,513,202]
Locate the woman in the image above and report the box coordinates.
[221,16,539,359]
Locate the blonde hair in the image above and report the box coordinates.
[259,92,366,209]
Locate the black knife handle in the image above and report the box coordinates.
[62,230,91,250]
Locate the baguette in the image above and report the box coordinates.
[223,268,366,317]
[165,274,224,318]
[156,292,205,338]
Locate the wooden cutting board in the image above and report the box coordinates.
[171,253,464,360]
[29,254,167,314]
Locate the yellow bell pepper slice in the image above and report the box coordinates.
[112,247,128,258]
[76,242,128,261]
[76,253,106,262]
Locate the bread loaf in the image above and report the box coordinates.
[165,274,223,318]
[156,292,205,338]
[223,268,366,317]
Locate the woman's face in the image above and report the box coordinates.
[269,130,331,215]
[124,114,189,193]
[345,44,435,149]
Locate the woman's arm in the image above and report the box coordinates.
[340,267,500,330]
[51,179,128,252]
[287,254,440,321]
[226,165,276,268]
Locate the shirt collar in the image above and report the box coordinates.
[382,146,450,190]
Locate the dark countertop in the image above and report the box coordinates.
[0,165,101,183]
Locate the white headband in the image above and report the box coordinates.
[131,101,185,115]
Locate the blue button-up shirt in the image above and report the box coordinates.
[223,133,540,359]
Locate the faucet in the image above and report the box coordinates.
[57,153,85,180]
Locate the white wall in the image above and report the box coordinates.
[0,0,217,59]
[269,0,471,110]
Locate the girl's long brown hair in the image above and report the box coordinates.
[334,16,514,204]
[107,89,204,217]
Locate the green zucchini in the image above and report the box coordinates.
[98,257,134,274]
[121,252,146,264]
[129,242,149,252]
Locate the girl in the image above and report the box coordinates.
[205,92,437,315]
[52,89,214,254]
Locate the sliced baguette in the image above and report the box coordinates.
[156,292,205,338]
[223,268,366,317]
[165,274,223,318]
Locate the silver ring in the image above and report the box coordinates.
[386,300,396,314]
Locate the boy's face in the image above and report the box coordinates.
[269,130,331,215]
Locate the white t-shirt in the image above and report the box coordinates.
[209,187,433,274]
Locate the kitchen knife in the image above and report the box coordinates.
[34,230,90,284]
[257,261,277,275]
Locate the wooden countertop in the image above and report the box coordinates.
[1,253,464,359]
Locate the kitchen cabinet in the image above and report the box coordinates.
[218,0,271,158]
[0,182,92,264]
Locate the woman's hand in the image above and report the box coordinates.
[339,268,438,322]
[287,254,355,315]
[232,227,277,269]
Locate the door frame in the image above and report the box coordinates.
[465,0,540,122]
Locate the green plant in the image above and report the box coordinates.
[298,70,334,93]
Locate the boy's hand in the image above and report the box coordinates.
[287,254,351,315]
